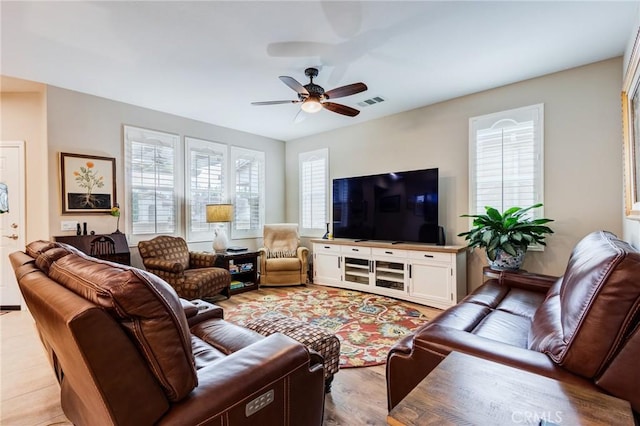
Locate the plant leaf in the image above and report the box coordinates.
[503,206,521,217]
[481,230,493,246]
[502,242,517,256]
[485,207,502,222]
[487,248,497,261]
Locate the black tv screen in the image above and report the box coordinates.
[332,168,439,243]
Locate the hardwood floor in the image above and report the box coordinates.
[0,284,441,425]
[1,308,71,425]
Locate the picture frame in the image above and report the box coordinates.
[60,152,116,214]
[622,28,640,220]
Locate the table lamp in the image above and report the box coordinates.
[206,204,234,253]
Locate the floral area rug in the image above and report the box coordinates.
[224,288,429,368]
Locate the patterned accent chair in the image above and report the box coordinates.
[138,235,230,299]
[258,223,309,286]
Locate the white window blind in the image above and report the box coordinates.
[186,137,227,242]
[230,147,265,239]
[299,148,328,236]
[124,126,179,241]
[469,104,544,219]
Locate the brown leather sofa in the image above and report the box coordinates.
[11,241,325,426]
[387,231,640,415]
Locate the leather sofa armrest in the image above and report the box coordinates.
[185,299,224,327]
[496,269,559,293]
[158,334,324,426]
[415,324,597,388]
[144,258,185,274]
[189,251,217,268]
[181,298,199,318]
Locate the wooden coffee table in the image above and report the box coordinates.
[387,351,634,426]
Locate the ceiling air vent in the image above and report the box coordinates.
[357,96,385,107]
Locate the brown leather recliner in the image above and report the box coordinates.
[11,241,325,426]
[387,231,640,415]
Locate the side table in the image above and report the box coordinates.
[215,251,259,295]
[387,351,634,426]
[483,265,528,280]
[54,233,131,266]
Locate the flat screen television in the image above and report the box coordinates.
[332,168,439,243]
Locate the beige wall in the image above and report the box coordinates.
[4,57,628,285]
[286,58,624,291]
[45,86,286,265]
[0,80,49,242]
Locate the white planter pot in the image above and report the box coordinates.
[488,247,526,271]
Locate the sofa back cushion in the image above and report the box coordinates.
[138,235,190,270]
[25,240,58,258]
[529,231,640,378]
[27,241,197,401]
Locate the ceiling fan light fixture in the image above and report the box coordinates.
[254,68,366,118]
[301,96,323,113]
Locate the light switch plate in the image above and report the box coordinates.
[61,220,78,231]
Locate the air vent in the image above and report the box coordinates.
[357,96,386,107]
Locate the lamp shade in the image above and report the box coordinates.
[206,204,234,223]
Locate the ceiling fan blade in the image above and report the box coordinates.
[267,42,332,58]
[251,100,300,106]
[279,76,309,95]
[294,109,307,124]
[323,102,360,117]
[324,82,367,99]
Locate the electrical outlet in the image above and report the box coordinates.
[61,220,78,231]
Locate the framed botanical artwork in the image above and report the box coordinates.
[60,152,116,214]
[622,28,640,220]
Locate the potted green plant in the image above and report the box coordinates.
[458,203,554,270]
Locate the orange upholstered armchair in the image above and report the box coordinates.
[138,235,230,299]
[258,223,309,286]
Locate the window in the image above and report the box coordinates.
[124,126,179,241]
[230,146,265,239]
[469,104,544,221]
[186,137,227,242]
[299,148,328,236]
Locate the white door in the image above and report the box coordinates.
[0,141,26,308]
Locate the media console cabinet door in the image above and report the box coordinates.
[313,244,342,286]
[410,262,452,307]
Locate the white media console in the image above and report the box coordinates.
[311,239,467,309]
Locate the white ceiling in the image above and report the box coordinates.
[1,1,638,141]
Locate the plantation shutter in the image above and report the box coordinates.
[300,148,328,236]
[469,104,544,220]
[124,126,179,240]
[231,147,265,239]
[186,137,227,242]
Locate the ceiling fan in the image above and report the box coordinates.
[251,67,368,118]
